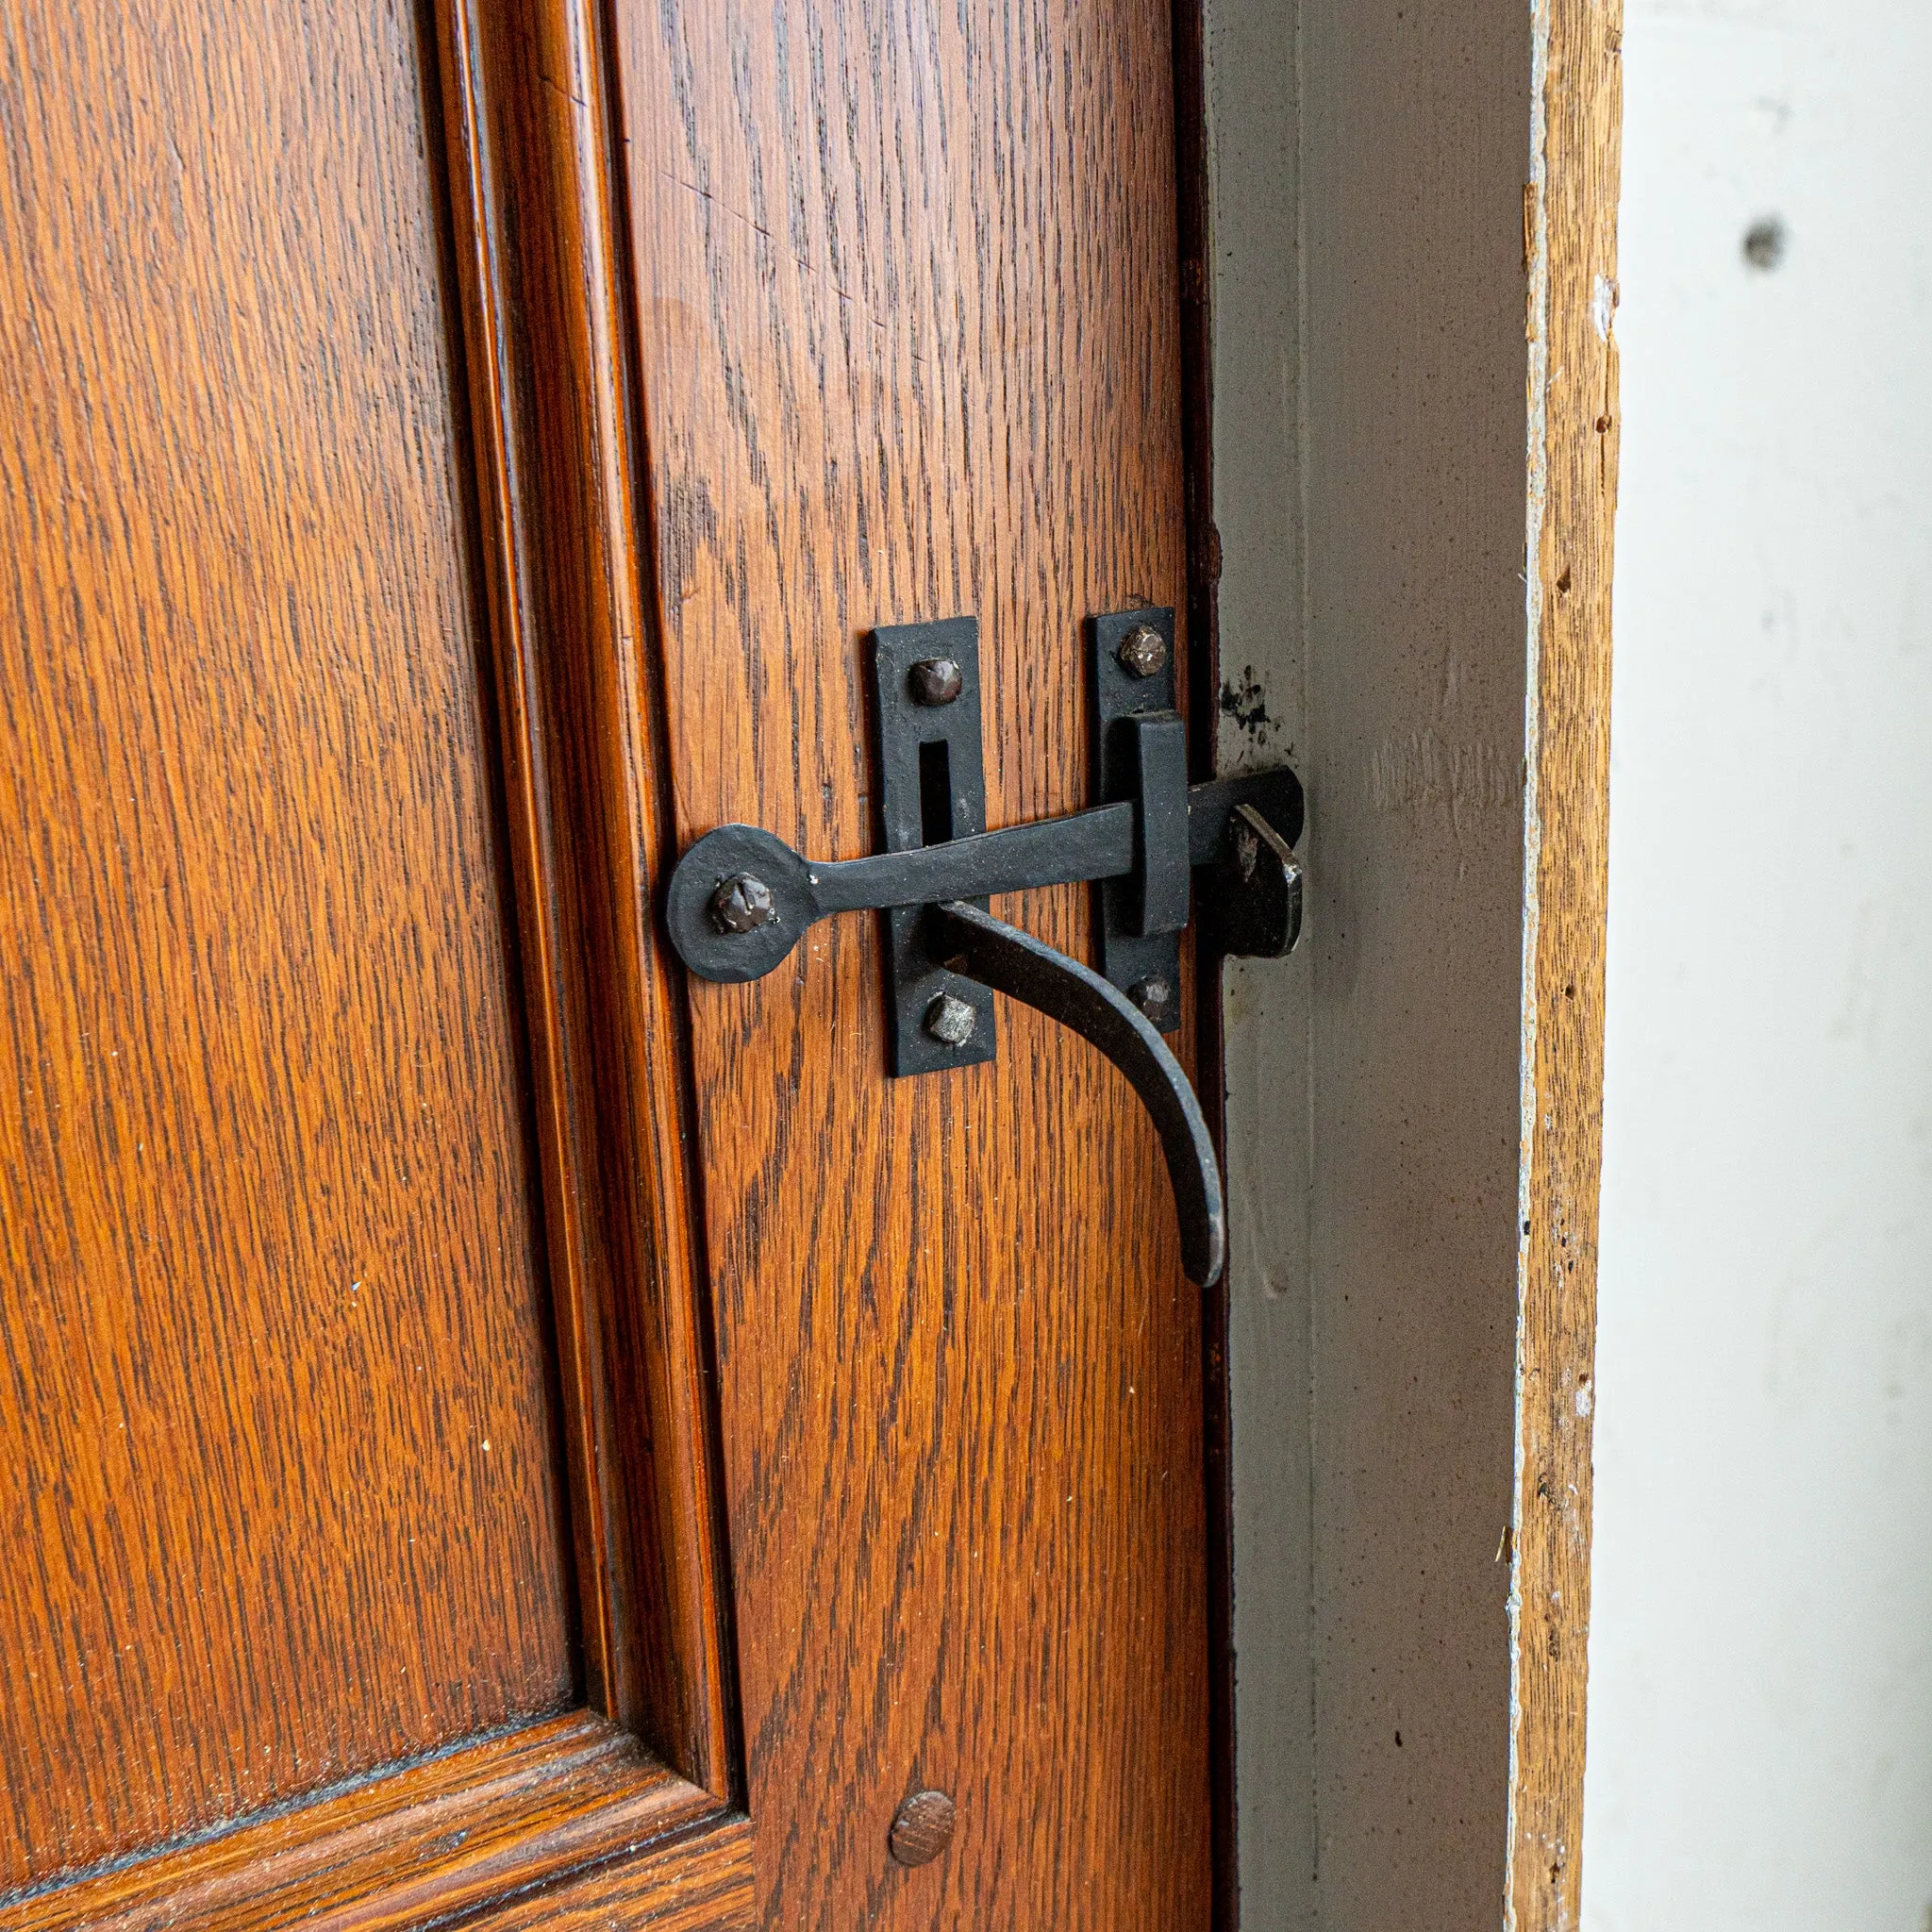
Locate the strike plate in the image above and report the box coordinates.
[1091,607,1184,1034]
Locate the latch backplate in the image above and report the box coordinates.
[871,616,998,1075]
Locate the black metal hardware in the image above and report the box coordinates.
[873,617,997,1075]
[665,773,1300,988]
[1207,802,1304,960]
[1091,607,1189,1032]
[928,900,1224,1288]
[663,609,1304,1286]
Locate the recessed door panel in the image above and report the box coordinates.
[0,0,573,1887]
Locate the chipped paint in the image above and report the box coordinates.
[1591,273,1620,341]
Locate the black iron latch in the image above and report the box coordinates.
[665,608,1304,1287]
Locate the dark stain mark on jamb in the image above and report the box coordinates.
[1218,666,1272,740]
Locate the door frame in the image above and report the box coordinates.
[1178,0,1622,1926]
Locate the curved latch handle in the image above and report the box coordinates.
[929,901,1224,1287]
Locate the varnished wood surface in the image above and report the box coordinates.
[614,2,1213,1924]
[434,0,738,1791]
[1512,1,1623,1924]
[0,1715,713,1932]
[477,1814,754,1930]
[0,0,578,1890]
[4,0,1221,1916]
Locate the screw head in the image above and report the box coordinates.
[1117,624,1169,679]
[1127,975,1173,1019]
[908,657,964,706]
[709,873,777,934]
[924,991,977,1046]
[889,1789,957,1867]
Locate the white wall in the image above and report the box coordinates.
[1584,3,1932,1925]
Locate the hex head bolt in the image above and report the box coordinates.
[1116,625,1169,679]
[924,991,977,1046]
[908,658,964,706]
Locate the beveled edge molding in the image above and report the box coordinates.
[0,1715,730,1932]
[432,0,741,1799]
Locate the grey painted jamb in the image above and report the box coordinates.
[1209,3,1535,1924]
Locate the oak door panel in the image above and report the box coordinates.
[0,0,575,1888]
[614,1,1213,1923]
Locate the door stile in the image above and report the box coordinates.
[603,0,1217,1919]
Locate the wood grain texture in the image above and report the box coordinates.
[0,1715,714,1932]
[0,0,758,1920]
[1511,1,1623,1925]
[611,1,1215,1923]
[0,0,576,1888]
[474,1812,753,1930]
[433,0,738,1792]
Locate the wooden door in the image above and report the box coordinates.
[0,0,1215,1925]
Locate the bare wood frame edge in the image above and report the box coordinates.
[1509,1,1623,1925]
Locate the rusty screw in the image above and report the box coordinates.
[1117,624,1168,679]
[909,657,964,706]
[709,873,776,934]
[924,991,976,1046]
[1127,975,1172,1019]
